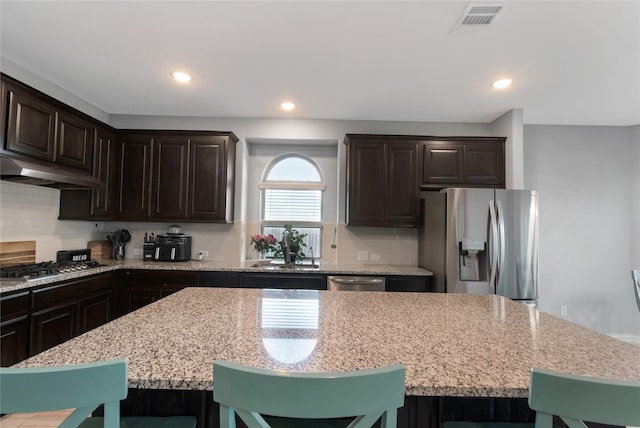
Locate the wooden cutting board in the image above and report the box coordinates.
[88,240,112,260]
[0,241,36,268]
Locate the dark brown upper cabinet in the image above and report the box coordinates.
[188,135,236,222]
[420,137,505,189]
[463,140,505,186]
[2,74,239,224]
[151,136,189,219]
[345,134,420,227]
[2,77,94,172]
[116,134,153,220]
[421,142,464,185]
[55,110,94,172]
[4,81,57,163]
[115,131,237,223]
[90,128,117,219]
[58,127,118,221]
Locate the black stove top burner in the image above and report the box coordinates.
[1,260,101,280]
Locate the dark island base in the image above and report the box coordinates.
[112,389,535,428]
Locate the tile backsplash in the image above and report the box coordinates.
[0,181,103,261]
[0,181,419,265]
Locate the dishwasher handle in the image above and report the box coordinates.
[330,277,384,285]
[328,276,386,291]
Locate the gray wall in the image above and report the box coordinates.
[631,125,640,268]
[524,125,639,335]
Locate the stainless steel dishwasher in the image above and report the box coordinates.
[327,276,386,291]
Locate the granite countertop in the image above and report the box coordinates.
[0,259,432,293]
[16,287,640,397]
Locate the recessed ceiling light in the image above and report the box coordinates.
[492,78,512,89]
[280,101,296,111]
[172,72,192,83]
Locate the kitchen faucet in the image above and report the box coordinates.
[282,231,291,264]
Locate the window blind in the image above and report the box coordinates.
[263,189,322,222]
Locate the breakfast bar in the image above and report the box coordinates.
[15,287,640,427]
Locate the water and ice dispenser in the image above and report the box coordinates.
[458,238,487,281]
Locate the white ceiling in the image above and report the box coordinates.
[1,1,639,126]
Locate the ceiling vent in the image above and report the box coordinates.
[452,3,503,34]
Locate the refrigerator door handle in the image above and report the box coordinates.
[488,200,499,288]
[496,200,507,287]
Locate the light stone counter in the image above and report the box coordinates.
[0,259,432,293]
[16,287,640,397]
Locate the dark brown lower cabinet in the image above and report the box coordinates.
[198,271,240,287]
[0,317,29,366]
[126,288,163,313]
[30,302,77,356]
[78,290,112,334]
[116,270,199,316]
[30,273,113,356]
[0,273,113,364]
[0,291,30,366]
[386,276,434,292]
[241,273,326,290]
[1,316,29,366]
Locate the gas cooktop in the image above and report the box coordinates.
[0,260,102,280]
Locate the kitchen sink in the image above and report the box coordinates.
[251,261,320,271]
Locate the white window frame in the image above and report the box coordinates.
[259,154,325,259]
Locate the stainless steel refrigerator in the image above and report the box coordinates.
[419,188,538,305]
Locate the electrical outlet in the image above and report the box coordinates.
[560,305,568,317]
[357,250,369,261]
[197,250,209,260]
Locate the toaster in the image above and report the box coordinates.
[153,235,192,262]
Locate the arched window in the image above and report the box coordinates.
[260,154,325,258]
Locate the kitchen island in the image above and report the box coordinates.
[14,287,640,427]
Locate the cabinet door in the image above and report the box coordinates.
[30,303,76,355]
[421,141,464,186]
[78,291,111,334]
[90,128,116,219]
[463,141,505,187]
[241,274,326,290]
[117,135,152,219]
[1,316,29,366]
[346,141,386,226]
[56,110,94,171]
[386,276,433,292]
[126,289,162,313]
[199,271,240,287]
[386,142,419,225]
[4,83,57,162]
[0,291,30,366]
[119,270,199,314]
[188,137,232,222]
[151,137,189,219]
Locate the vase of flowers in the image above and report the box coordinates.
[249,233,277,258]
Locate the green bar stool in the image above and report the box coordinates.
[444,368,640,428]
[213,359,406,428]
[0,359,196,428]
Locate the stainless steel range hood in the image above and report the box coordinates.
[1,156,104,189]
